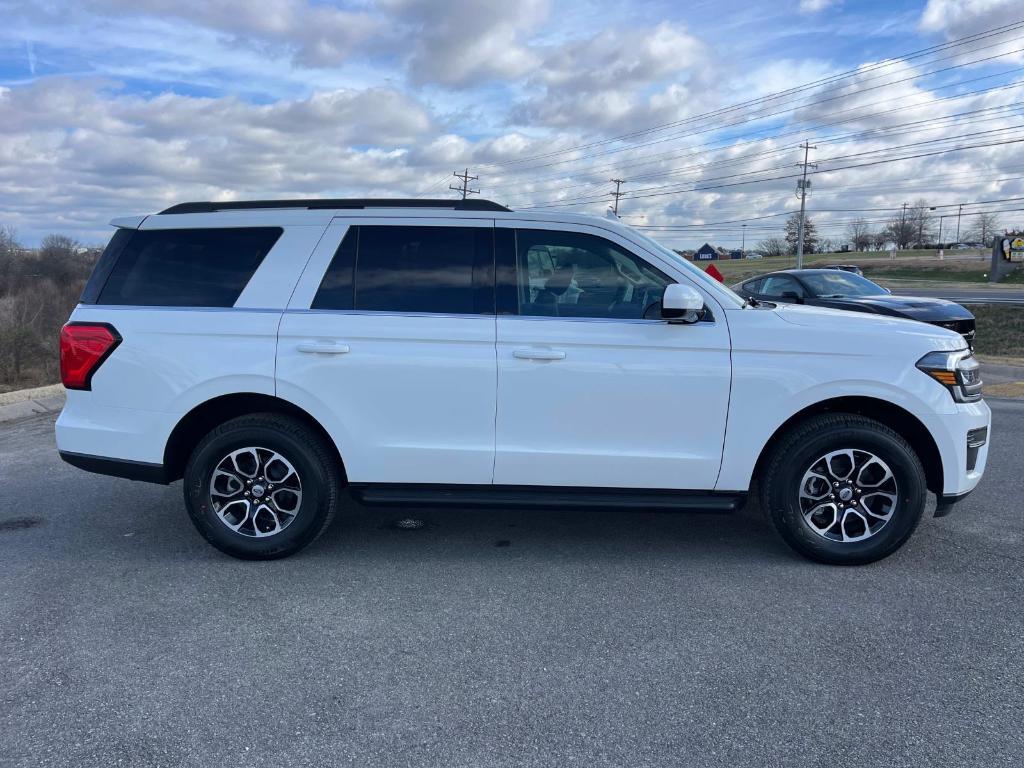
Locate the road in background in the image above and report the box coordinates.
[888,286,1024,303]
[1,404,1022,768]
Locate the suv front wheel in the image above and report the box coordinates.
[760,413,928,565]
[183,413,341,559]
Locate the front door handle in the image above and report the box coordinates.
[512,348,566,361]
[297,341,350,355]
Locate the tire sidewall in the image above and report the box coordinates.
[184,422,330,559]
[768,423,927,565]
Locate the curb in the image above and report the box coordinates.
[0,385,66,423]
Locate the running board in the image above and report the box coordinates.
[351,485,744,513]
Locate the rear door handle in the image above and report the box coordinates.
[512,348,566,361]
[297,341,350,355]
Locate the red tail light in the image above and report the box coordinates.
[60,323,121,390]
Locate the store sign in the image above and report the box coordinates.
[1002,235,1024,263]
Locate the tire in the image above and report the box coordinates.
[759,413,927,565]
[183,413,341,560]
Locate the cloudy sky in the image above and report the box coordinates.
[1,0,1023,248]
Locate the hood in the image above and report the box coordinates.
[835,294,974,320]
[773,302,967,351]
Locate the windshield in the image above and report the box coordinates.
[800,271,886,298]
[629,230,746,308]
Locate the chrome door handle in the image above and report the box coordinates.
[512,348,566,361]
[297,341,350,355]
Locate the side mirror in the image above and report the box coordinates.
[780,290,803,303]
[661,283,705,324]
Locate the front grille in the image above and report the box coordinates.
[931,318,976,341]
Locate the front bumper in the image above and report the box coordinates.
[922,399,991,510]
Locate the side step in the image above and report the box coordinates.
[351,484,745,513]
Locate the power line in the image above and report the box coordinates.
[487,36,1024,179]
[491,70,1024,204]
[483,19,1024,170]
[520,134,1024,209]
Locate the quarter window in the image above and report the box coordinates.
[96,227,281,307]
[515,229,670,319]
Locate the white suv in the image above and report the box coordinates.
[56,199,990,564]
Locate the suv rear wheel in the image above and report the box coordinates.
[760,413,927,565]
[183,413,341,559]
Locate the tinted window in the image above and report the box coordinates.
[759,275,805,298]
[311,227,357,310]
[743,278,764,294]
[351,226,493,314]
[515,229,670,319]
[81,229,133,304]
[97,227,281,307]
[800,272,885,297]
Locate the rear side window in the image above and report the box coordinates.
[312,225,494,314]
[94,227,282,307]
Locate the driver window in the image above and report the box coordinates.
[760,275,804,298]
[516,229,670,319]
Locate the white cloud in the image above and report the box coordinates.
[93,0,382,67]
[513,22,713,133]
[383,0,550,86]
[920,0,1024,63]
[799,0,839,13]
[2,1,1024,250]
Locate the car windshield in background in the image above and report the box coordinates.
[801,272,886,298]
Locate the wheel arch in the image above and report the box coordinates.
[751,396,943,495]
[163,393,345,483]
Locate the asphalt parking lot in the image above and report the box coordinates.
[1,402,1022,768]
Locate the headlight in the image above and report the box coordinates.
[917,349,983,402]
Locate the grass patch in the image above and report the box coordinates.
[971,305,1024,357]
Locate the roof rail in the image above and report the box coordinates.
[158,198,512,215]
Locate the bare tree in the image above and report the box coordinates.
[884,212,915,250]
[846,218,872,251]
[757,237,787,257]
[37,233,81,284]
[870,229,888,251]
[906,199,935,248]
[0,225,19,294]
[966,212,1001,245]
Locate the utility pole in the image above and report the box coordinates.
[741,223,747,254]
[955,202,964,244]
[610,178,626,215]
[900,202,908,250]
[450,168,479,200]
[795,142,816,268]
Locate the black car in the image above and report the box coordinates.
[733,269,976,344]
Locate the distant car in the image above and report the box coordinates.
[733,269,976,344]
[821,264,864,276]
[745,252,763,260]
